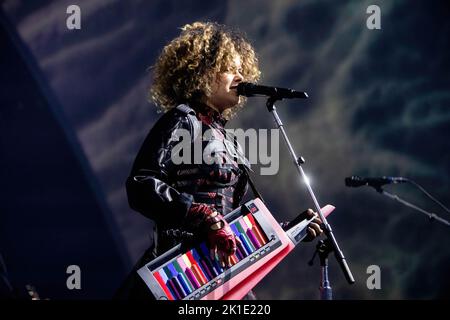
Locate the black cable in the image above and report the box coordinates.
[405,178,450,215]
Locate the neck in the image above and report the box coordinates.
[205,103,222,114]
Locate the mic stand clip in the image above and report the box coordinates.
[308,239,333,300]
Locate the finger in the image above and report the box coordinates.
[216,251,222,268]
[305,209,315,218]
[222,252,231,268]
[210,246,217,261]
[307,226,317,238]
[313,217,322,224]
[228,238,237,255]
[219,252,226,268]
[310,222,323,234]
[227,255,232,268]
[235,236,242,247]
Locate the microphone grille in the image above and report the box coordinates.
[236,82,253,97]
[345,176,363,187]
[344,176,352,186]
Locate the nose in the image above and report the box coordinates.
[234,71,243,83]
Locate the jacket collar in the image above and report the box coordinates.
[193,103,227,127]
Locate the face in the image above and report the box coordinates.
[206,55,244,113]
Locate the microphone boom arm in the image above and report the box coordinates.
[379,189,450,227]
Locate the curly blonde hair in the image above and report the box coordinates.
[149,21,261,119]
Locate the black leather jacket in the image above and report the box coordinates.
[126,104,249,255]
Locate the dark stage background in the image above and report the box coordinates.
[1,0,449,299]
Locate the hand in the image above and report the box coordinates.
[303,208,323,242]
[205,212,238,268]
[187,203,237,267]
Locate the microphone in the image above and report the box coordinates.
[345,176,408,190]
[237,82,308,99]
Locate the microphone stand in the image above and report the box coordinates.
[376,187,450,228]
[308,239,333,300]
[265,96,355,287]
